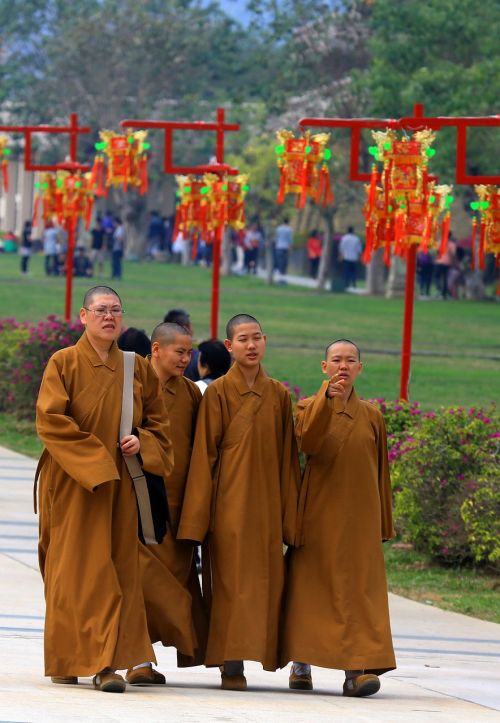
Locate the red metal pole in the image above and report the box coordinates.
[64,218,76,322]
[210,228,222,338]
[399,244,417,401]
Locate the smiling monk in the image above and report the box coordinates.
[177,313,301,690]
[35,286,173,693]
[281,339,396,697]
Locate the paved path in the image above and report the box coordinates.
[0,444,499,722]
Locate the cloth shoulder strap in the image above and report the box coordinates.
[120,351,158,545]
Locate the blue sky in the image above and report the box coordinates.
[213,0,252,25]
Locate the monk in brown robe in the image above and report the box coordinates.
[282,339,396,697]
[36,286,173,693]
[126,322,207,685]
[177,314,301,690]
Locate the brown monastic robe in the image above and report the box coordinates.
[36,334,173,677]
[281,382,396,674]
[138,374,208,664]
[177,363,301,672]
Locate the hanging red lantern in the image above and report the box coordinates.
[173,175,210,241]
[470,186,500,290]
[363,128,454,266]
[33,170,94,230]
[275,130,333,208]
[91,129,150,195]
[203,173,249,238]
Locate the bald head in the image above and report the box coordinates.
[151,322,191,346]
[325,338,361,360]
[83,285,121,308]
[226,314,262,340]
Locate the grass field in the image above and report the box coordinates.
[384,544,500,624]
[1,253,498,408]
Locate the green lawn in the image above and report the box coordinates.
[384,543,500,624]
[1,252,498,407]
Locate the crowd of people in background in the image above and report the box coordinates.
[6,209,489,300]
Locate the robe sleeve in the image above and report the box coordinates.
[377,414,396,541]
[294,381,333,455]
[36,355,119,492]
[280,391,301,546]
[176,384,223,543]
[135,360,174,479]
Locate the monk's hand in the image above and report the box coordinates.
[326,373,345,399]
[120,434,140,456]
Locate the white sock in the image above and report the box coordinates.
[132,662,152,670]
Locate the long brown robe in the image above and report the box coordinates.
[139,374,208,664]
[177,363,301,672]
[35,334,173,677]
[281,382,396,674]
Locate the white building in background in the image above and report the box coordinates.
[0,159,38,237]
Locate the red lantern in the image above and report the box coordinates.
[173,176,210,241]
[33,170,94,230]
[471,186,500,283]
[364,129,454,266]
[275,130,333,208]
[91,129,150,195]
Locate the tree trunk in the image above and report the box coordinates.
[316,211,336,291]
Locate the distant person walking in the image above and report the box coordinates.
[306,229,322,279]
[339,226,362,289]
[43,221,59,276]
[416,245,434,298]
[275,217,293,283]
[20,220,32,275]
[90,215,106,276]
[111,217,125,280]
[435,233,457,300]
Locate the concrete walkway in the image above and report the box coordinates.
[0,444,499,722]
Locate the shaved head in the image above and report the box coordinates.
[83,285,121,308]
[226,314,262,340]
[325,338,361,360]
[151,322,191,346]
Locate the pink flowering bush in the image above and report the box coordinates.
[389,404,499,569]
[1,316,83,420]
[0,319,31,409]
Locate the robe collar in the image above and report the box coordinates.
[226,361,268,397]
[77,332,120,370]
[332,386,360,418]
[146,356,179,395]
[162,374,181,396]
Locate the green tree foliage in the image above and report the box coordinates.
[365,0,500,177]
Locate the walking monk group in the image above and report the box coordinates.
[35,288,396,698]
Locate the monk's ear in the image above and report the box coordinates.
[321,360,328,375]
[224,338,232,353]
[79,307,87,326]
[151,340,160,358]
